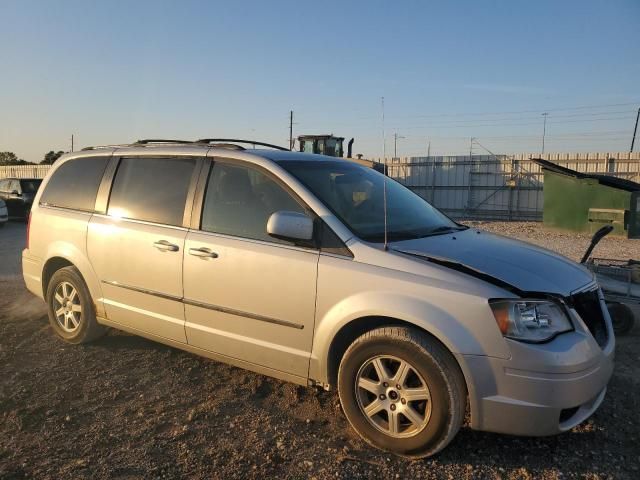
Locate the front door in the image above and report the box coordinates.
[87,156,200,343]
[183,159,319,378]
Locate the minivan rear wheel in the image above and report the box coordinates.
[338,326,466,458]
[46,266,106,344]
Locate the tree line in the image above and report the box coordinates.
[0,151,65,166]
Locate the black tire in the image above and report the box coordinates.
[338,326,466,458]
[46,266,107,344]
[607,302,635,336]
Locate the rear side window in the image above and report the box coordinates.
[108,157,196,226]
[40,157,110,211]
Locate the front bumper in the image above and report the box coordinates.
[459,294,615,436]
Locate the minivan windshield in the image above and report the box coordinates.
[280,160,464,242]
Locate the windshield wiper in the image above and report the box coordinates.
[421,225,468,236]
[362,225,468,242]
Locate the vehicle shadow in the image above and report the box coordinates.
[94,329,177,353]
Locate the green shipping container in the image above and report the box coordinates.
[535,159,640,238]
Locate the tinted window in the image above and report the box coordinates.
[108,157,196,226]
[20,179,42,193]
[40,157,110,211]
[201,162,305,243]
[280,160,459,242]
[0,179,7,192]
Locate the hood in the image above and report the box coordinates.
[392,228,594,296]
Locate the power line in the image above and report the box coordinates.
[401,101,640,119]
[382,115,636,131]
[349,101,640,122]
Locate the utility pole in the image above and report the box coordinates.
[381,97,386,161]
[393,133,405,159]
[71,134,74,153]
[427,140,431,159]
[541,112,548,155]
[289,111,294,150]
[469,137,474,160]
[631,107,640,153]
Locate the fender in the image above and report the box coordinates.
[309,290,511,384]
[44,240,106,318]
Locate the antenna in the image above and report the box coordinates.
[381,96,388,251]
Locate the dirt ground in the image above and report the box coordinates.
[1,221,639,479]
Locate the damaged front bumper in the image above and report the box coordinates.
[458,288,615,436]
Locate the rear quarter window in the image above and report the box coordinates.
[40,157,110,211]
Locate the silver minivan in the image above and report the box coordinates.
[22,140,614,458]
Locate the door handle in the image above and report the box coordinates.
[189,247,219,259]
[153,240,180,252]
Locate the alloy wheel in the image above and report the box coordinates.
[355,355,432,438]
[53,281,82,332]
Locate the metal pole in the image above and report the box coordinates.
[71,134,74,153]
[381,96,388,251]
[381,97,386,161]
[289,111,293,150]
[631,107,640,153]
[541,113,548,155]
[394,133,397,159]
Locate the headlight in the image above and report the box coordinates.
[489,299,573,342]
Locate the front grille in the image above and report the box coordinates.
[570,288,608,347]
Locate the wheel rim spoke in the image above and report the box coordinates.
[363,399,384,418]
[401,405,424,427]
[71,304,82,313]
[55,307,65,318]
[388,410,400,435]
[54,292,64,304]
[403,387,430,402]
[393,360,410,386]
[372,358,391,383]
[358,377,381,395]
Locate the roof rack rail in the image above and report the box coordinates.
[81,144,126,151]
[196,138,290,151]
[204,143,246,150]
[134,139,194,145]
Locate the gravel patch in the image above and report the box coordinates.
[466,221,640,263]
[1,221,639,479]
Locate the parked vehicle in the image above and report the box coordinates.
[0,198,8,227]
[0,177,43,219]
[22,139,614,458]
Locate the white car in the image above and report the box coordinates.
[0,198,8,227]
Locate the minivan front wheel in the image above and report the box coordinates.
[46,266,106,344]
[338,326,466,458]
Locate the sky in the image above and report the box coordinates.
[1,0,639,163]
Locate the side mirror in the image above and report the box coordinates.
[267,211,314,242]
